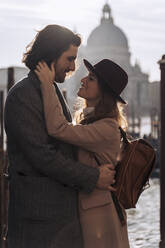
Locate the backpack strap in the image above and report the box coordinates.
[119,127,130,145]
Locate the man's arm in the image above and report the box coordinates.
[4,84,99,193]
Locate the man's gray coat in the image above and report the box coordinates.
[4,71,99,248]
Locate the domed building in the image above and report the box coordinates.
[65,2,153,135]
[85,3,130,67]
[88,5,128,46]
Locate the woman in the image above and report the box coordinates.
[35,59,130,248]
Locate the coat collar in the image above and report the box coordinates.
[28,70,72,122]
[28,70,41,89]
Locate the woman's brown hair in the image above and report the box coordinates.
[77,79,127,130]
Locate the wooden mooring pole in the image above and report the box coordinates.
[0,91,5,248]
[159,55,165,247]
[0,67,15,248]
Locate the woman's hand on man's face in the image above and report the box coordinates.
[35,61,55,85]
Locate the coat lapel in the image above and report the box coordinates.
[54,83,72,122]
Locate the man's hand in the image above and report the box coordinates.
[96,164,116,191]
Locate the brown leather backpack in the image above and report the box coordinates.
[114,128,156,209]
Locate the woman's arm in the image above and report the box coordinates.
[35,62,119,153]
[4,80,100,192]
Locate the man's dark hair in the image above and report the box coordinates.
[22,24,81,70]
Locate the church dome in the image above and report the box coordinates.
[87,3,128,49]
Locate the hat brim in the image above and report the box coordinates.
[83,59,127,104]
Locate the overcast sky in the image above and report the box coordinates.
[0,0,165,81]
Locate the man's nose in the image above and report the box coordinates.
[70,61,75,71]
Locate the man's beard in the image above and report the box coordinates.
[54,66,66,83]
[55,73,65,83]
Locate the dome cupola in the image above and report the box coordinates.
[87,2,128,49]
[101,3,113,24]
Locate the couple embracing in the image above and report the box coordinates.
[5,24,130,248]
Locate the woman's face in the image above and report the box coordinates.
[77,71,102,106]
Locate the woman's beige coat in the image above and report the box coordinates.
[41,83,130,248]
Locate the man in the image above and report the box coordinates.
[4,24,115,248]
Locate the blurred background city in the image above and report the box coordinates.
[0,0,165,247]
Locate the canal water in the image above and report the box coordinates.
[127,178,160,247]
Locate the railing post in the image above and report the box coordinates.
[158,55,165,247]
